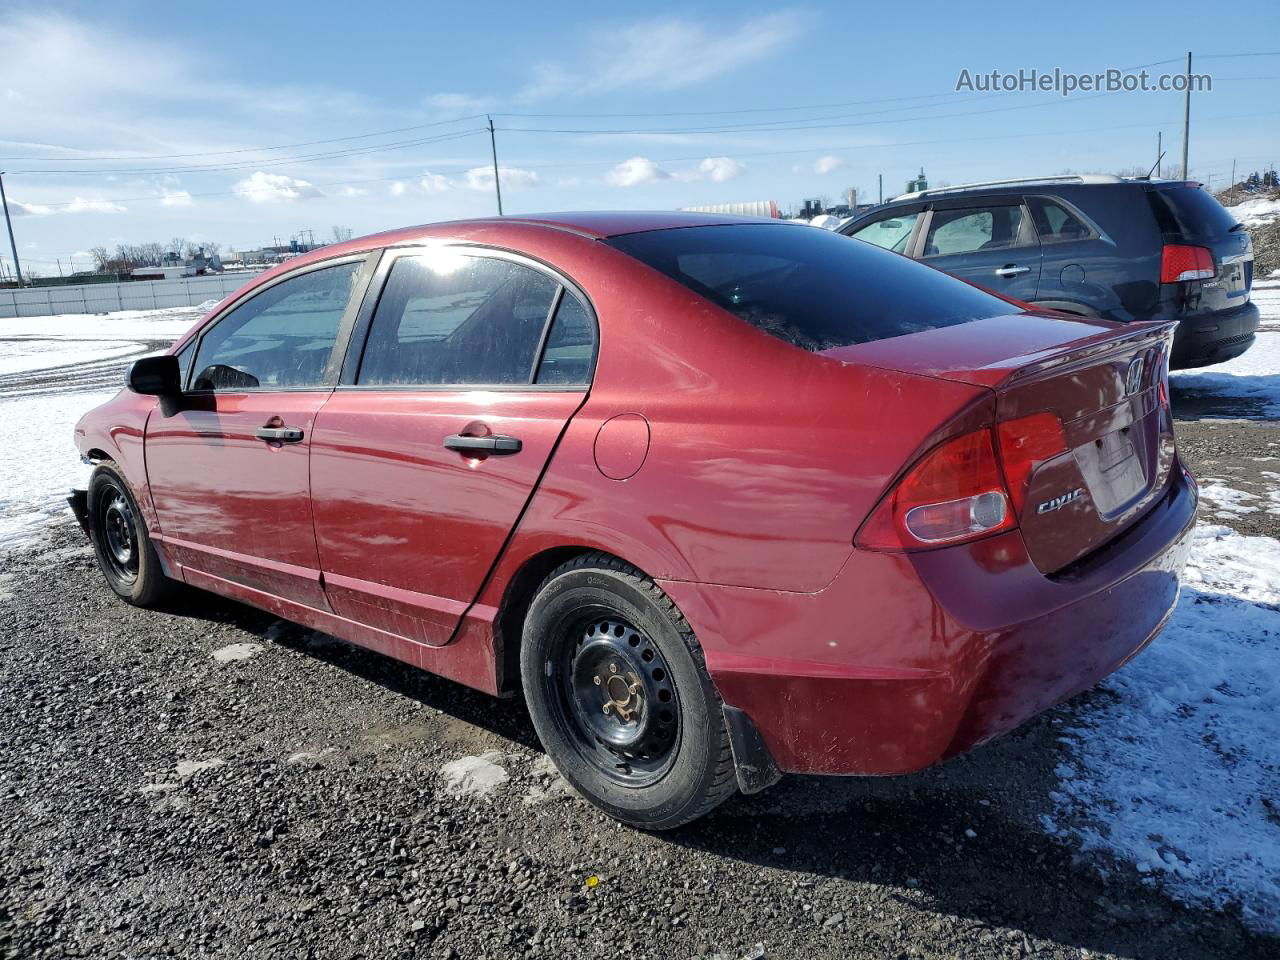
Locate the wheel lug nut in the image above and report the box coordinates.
[593,676,601,685]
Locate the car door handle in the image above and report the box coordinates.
[995,264,1031,277]
[255,426,304,443]
[444,434,522,455]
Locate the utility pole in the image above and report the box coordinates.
[486,115,504,215]
[1157,132,1162,178]
[0,172,22,287]
[878,173,883,204]
[1231,158,1237,191]
[1180,51,1192,180]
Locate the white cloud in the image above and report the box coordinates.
[337,185,368,197]
[64,197,127,214]
[8,199,51,216]
[233,171,324,203]
[418,172,452,194]
[813,155,845,175]
[519,12,806,100]
[463,166,540,192]
[158,187,193,207]
[699,156,745,183]
[389,180,408,197]
[425,92,490,112]
[607,157,670,187]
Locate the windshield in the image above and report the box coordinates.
[607,223,1014,351]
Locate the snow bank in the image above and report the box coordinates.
[1048,525,1280,933]
[0,388,114,547]
[1226,196,1280,227]
[0,305,203,550]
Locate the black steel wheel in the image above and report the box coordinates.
[555,614,681,786]
[86,462,173,607]
[521,552,737,830]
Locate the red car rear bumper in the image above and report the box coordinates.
[660,469,1197,777]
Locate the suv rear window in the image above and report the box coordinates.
[1147,186,1240,241]
[606,224,1013,351]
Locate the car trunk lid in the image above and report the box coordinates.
[826,312,1179,573]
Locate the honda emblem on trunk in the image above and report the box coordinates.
[1124,356,1144,397]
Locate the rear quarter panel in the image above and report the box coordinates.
[449,228,995,595]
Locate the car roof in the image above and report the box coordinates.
[241,211,786,288]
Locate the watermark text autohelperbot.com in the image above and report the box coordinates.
[956,68,1211,96]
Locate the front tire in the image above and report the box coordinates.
[520,552,736,830]
[87,462,173,608]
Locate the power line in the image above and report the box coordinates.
[0,114,487,164]
[496,91,1125,136]
[16,108,1278,212]
[10,129,488,176]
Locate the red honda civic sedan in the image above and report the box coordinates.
[72,212,1197,829]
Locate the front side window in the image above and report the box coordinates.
[357,252,559,386]
[923,205,1025,257]
[607,223,1012,352]
[192,261,360,391]
[849,212,918,254]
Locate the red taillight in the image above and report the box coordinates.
[857,428,1015,550]
[1161,244,1215,283]
[996,412,1068,515]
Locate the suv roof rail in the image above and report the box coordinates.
[894,174,1125,201]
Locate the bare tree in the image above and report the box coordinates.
[89,246,110,272]
[331,225,353,243]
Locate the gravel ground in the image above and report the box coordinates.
[1,327,1277,959]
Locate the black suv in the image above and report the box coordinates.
[840,175,1258,368]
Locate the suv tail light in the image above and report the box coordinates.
[856,428,1015,550]
[857,413,1070,551]
[1160,244,1215,283]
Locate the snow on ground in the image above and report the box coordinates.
[1171,280,1280,416]
[1,299,1278,930]
[0,305,203,549]
[1226,195,1280,228]
[1047,526,1280,933]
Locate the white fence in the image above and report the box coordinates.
[0,272,261,319]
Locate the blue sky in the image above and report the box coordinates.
[1,0,1277,273]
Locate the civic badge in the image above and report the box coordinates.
[1036,488,1085,514]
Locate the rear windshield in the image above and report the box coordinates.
[1147,186,1240,241]
[606,223,1012,351]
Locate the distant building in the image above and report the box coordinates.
[906,167,928,193]
[678,200,780,219]
[132,264,195,280]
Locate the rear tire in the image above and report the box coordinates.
[87,461,173,608]
[520,552,737,830]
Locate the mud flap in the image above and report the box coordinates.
[67,489,91,535]
[722,704,782,795]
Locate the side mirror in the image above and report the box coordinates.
[127,354,182,396]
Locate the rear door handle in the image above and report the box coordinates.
[255,426,304,443]
[444,434,522,455]
[995,264,1031,277]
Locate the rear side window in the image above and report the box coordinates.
[607,224,1012,351]
[923,206,1025,256]
[358,252,559,386]
[1027,197,1092,243]
[1147,186,1240,241]
[849,212,918,254]
[536,293,595,385]
[192,261,360,391]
